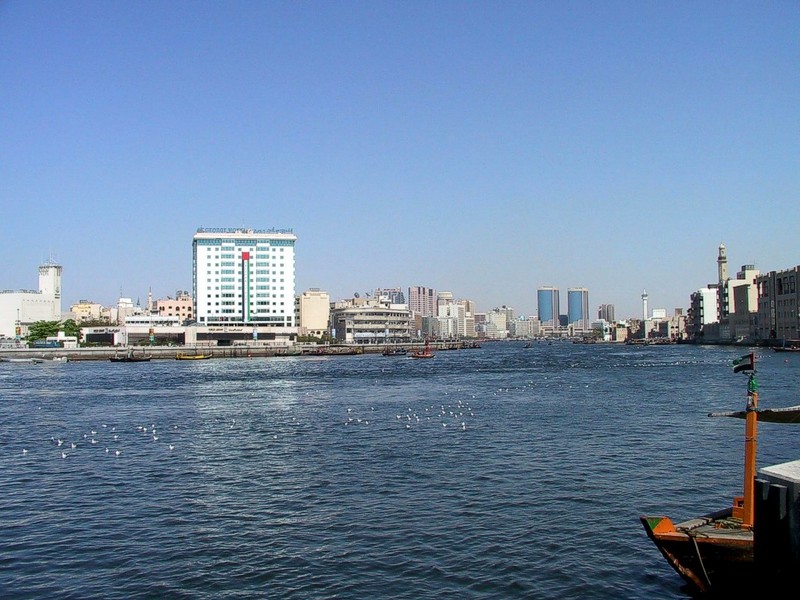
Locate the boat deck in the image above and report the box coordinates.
[673,514,754,543]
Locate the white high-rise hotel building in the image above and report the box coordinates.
[192,228,297,328]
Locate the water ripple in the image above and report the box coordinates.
[1,343,797,599]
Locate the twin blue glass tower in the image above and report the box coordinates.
[537,286,590,331]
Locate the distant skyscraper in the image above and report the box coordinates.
[567,288,589,331]
[459,299,476,316]
[408,286,436,316]
[497,305,515,323]
[537,286,560,329]
[598,304,615,322]
[437,291,454,312]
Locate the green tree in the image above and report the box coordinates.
[60,319,81,340]
[26,320,61,341]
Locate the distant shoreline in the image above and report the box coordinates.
[0,337,769,362]
[0,341,483,362]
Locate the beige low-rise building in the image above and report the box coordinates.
[70,300,105,322]
[155,291,194,323]
[295,288,330,337]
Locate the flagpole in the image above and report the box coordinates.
[731,352,757,528]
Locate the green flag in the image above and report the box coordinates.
[732,353,754,373]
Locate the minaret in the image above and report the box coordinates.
[717,243,728,284]
[642,289,649,322]
[717,243,730,320]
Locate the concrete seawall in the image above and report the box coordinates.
[0,342,479,362]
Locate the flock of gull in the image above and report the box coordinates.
[16,387,504,461]
[19,421,181,460]
[343,394,477,432]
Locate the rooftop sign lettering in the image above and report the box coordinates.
[196,227,294,235]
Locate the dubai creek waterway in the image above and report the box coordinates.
[1,342,798,599]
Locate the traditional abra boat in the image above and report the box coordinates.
[382,346,408,356]
[110,349,152,362]
[772,339,800,352]
[409,338,434,359]
[640,352,800,594]
[176,352,213,360]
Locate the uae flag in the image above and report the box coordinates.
[732,353,754,373]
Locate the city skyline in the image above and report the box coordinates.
[2,4,797,318]
[2,236,794,323]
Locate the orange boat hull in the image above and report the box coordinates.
[640,513,754,593]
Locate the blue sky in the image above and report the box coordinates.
[1,1,798,319]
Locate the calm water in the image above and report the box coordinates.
[1,343,798,599]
